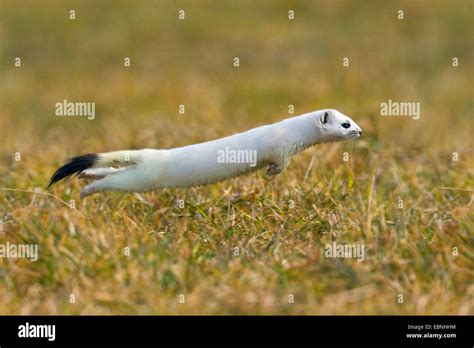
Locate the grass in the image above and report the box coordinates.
[0,0,472,314]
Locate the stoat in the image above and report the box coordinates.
[48,109,362,198]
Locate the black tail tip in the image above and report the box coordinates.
[47,153,98,189]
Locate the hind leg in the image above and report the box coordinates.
[78,167,125,179]
[79,167,143,198]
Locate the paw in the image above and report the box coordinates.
[79,167,124,179]
[78,172,106,180]
[80,184,97,199]
[266,163,283,176]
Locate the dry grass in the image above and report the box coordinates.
[0,0,472,314]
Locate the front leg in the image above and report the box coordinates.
[266,157,290,176]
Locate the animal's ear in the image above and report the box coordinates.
[321,111,329,124]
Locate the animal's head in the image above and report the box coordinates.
[315,109,362,142]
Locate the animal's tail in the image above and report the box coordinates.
[47,150,142,188]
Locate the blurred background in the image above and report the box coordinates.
[0,0,472,314]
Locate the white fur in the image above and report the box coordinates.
[80,109,362,198]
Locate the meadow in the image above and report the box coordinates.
[0,0,472,314]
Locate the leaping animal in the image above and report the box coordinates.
[47,109,362,198]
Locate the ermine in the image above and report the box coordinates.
[48,109,362,198]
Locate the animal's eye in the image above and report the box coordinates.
[341,122,351,129]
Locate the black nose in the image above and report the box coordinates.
[359,131,362,136]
